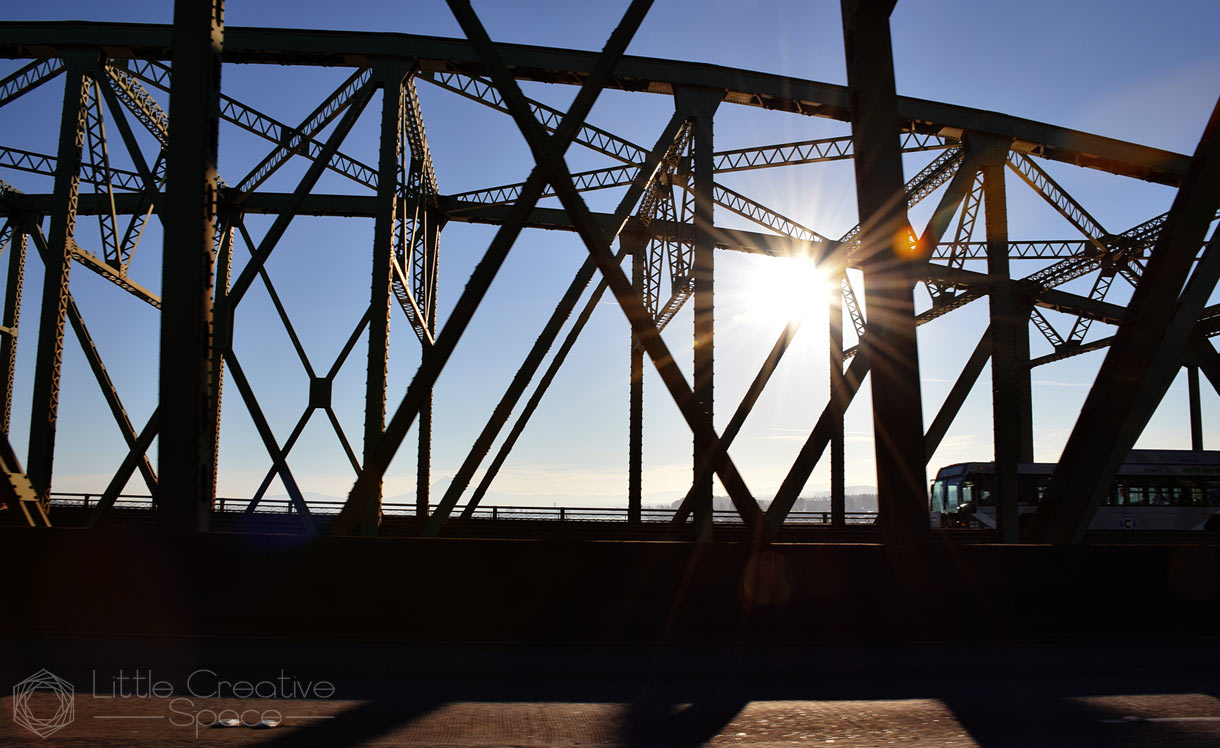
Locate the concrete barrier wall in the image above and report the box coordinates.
[3,529,1218,643]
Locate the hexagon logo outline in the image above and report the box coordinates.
[12,668,75,739]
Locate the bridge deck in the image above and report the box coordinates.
[2,634,1220,746]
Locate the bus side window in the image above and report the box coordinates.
[1206,480,1220,505]
[1152,485,1170,506]
[1129,485,1146,505]
[931,481,945,513]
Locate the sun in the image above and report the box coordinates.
[746,254,834,323]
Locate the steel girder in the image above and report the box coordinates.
[0,221,24,436]
[155,0,224,532]
[0,21,1190,184]
[837,0,929,544]
[25,54,89,505]
[0,5,1212,543]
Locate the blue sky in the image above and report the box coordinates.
[1,1,1218,508]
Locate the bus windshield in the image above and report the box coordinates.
[930,476,976,512]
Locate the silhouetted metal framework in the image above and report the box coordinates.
[0,0,1216,542]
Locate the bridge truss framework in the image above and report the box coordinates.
[0,0,1217,543]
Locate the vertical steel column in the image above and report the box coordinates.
[208,212,234,507]
[840,0,929,543]
[417,384,431,517]
[1188,364,1204,450]
[0,227,26,435]
[829,269,846,526]
[677,87,720,540]
[417,281,434,518]
[366,63,408,534]
[983,155,1031,542]
[417,214,438,518]
[27,57,90,501]
[158,1,223,531]
[626,229,646,524]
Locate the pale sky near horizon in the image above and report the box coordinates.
[0,1,1217,508]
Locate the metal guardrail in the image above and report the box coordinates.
[46,492,878,525]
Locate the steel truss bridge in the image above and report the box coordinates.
[0,1,1217,545]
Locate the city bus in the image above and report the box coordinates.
[929,449,1220,531]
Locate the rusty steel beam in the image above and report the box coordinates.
[0,223,24,436]
[840,0,929,544]
[1188,364,1204,450]
[829,269,846,527]
[26,56,89,502]
[983,148,1031,543]
[0,21,1190,184]
[156,0,223,531]
[679,85,721,539]
[362,62,411,535]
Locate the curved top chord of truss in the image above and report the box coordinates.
[0,21,1190,185]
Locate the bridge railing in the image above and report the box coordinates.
[46,492,878,525]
